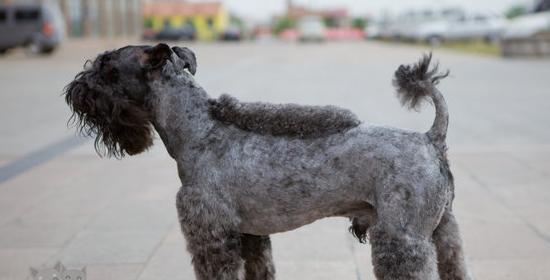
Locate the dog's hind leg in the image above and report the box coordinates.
[241,234,275,280]
[370,222,439,280]
[369,182,444,280]
[176,186,243,280]
[433,208,471,280]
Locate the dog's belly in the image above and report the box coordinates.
[235,187,373,235]
[237,203,373,235]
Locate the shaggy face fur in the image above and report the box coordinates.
[65,44,471,280]
[64,44,196,157]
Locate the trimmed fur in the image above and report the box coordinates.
[64,45,470,280]
[393,53,449,110]
[208,94,361,138]
[393,53,451,149]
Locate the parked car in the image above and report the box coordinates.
[388,8,465,40]
[364,20,384,39]
[297,16,325,42]
[0,4,65,55]
[220,25,242,41]
[143,25,196,41]
[500,11,550,56]
[410,14,507,45]
[502,11,550,39]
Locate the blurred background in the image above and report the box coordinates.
[0,0,549,54]
[1,0,549,280]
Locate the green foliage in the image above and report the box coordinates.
[439,40,500,56]
[273,17,295,34]
[144,17,154,29]
[352,17,367,29]
[505,5,527,19]
[323,17,337,28]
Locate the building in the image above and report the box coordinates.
[0,0,142,38]
[142,0,228,40]
[285,1,349,28]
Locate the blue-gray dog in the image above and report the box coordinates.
[64,43,470,280]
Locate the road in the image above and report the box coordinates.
[1,39,550,280]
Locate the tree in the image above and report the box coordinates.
[273,17,295,34]
[505,5,527,19]
[352,17,367,29]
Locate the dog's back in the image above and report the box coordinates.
[208,94,361,139]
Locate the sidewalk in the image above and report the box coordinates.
[1,40,549,279]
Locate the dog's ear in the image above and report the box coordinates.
[64,60,154,158]
[145,43,172,69]
[172,46,197,75]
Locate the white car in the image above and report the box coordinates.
[502,11,550,39]
[297,16,325,42]
[411,14,507,45]
[364,19,392,39]
[389,8,465,40]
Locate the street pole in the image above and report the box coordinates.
[58,0,70,37]
[98,0,107,37]
[81,0,91,37]
[112,0,122,36]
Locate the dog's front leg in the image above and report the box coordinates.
[241,234,275,280]
[176,186,244,280]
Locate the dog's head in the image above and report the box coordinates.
[64,43,197,158]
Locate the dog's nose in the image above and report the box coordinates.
[172,46,197,75]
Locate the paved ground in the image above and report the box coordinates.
[1,39,550,280]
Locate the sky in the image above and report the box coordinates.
[213,0,536,21]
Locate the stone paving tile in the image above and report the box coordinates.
[452,152,550,247]
[0,222,83,249]
[0,156,166,250]
[137,226,194,280]
[0,163,81,226]
[84,264,143,280]
[494,182,550,223]
[85,197,176,232]
[58,229,166,266]
[470,259,550,280]
[452,152,547,188]
[271,218,357,278]
[349,235,374,279]
[0,248,58,280]
[507,150,550,176]
[275,260,358,280]
[139,219,362,280]
[460,218,550,260]
[0,155,136,227]
[451,168,521,224]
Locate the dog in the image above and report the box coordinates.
[64,43,470,280]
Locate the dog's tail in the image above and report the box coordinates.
[393,53,450,149]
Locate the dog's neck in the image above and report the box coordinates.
[150,80,214,161]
